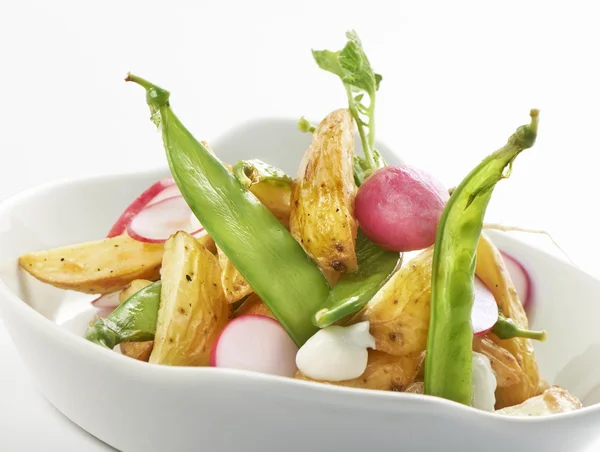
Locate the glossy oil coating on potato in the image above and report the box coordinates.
[18,235,164,294]
[352,248,433,356]
[290,109,358,273]
[149,232,228,366]
[496,387,582,416]
[476,233,541,408]
[295,350,422,392]
[234,293,275,319]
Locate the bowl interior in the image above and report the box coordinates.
[1,117,600,407]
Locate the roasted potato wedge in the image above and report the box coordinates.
[250,181,291,229]
[476,233,541,408]
[149,232,228,366]
[234,293,275,318]
[473,337,523,388]
[295,351,422,392]
[496,387,582,416]
[119,279,153,303]
[290,109,358,273]
[352,248,433,356]
[19,235,164,294]
[120,341,154,361]
[217,246,254,304]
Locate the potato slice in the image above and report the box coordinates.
[149,232,228,366]
[216,246,254,304]
[476,233,541,408]
[473,337,523,388]
[295,351,422,392]
[119,279,153,303]
[250,181,291,229]
[290,109,358,273]
[120,341,154,361]
[351,248,433,356]
[19,235,164,294]
[234,293,275,319]
[496,387,582,416]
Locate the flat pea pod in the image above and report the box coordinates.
[424,110,539,406]
[233,159,292,188]
[314,230,401,328]
[126,74,331,347]
[85,281,161,349]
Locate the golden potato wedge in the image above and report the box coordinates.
[295,351,422,392]
[216,246,254,304]
[290,109,358,273]
[119,279,153,303]
[149,232,228,366]
[496,387,582,416]
[405,381,424,394]
[19,235,164,294]
[476,233,541,408]
[351,248,433,356]
[473,337,523,388]
[234,293,275,319]
[120,341,154,361]
[250,181,291,229]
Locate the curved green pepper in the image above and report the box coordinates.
[126,74,331,347]
[424,110,539,406]
[492,313,547,341]
[85,281,161,349]
[314,230,401,327]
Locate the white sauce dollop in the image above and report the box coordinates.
[472,351,497,411]
[296,321,376,381]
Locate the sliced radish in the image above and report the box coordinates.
[127,196,205,244]
[107,178,176,238]
[501,251,533,312]
[91,291,121,309]
[473,277,499,336]
[146,184,182,206]
[210,315,298,377]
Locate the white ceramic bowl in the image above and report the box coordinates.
[1,118,599,452]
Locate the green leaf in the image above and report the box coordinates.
[312,49,344,78]
[375,73,383,91]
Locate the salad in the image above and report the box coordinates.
[19,32,582,416]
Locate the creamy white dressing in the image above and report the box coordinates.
[296,321,376,381]
[471,351,497,411]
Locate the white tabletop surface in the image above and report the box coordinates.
[1,0,600,450]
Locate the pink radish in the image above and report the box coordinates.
[91,291,121,309]
[210,315,298,377]
[146,184,182,206]
[500,251,533,312]
[107,178,176,237]
[355,166,449,252]
[127,196,205,244]
[473,277,499,336]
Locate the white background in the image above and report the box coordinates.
[0,0,599,450]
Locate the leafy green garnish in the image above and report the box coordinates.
[312,31,385,174]
[298,116,316,133]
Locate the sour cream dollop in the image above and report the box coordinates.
[472,351,497,411]
[296,321,376,381]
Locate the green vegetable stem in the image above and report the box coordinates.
[492,313,547,341]
[424,110,539,406]
[126,74,331,347]
[85,281,162,349]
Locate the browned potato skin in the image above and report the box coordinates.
[19,235,164,294]
[120,341,154,361]
[290,109,358,273]
[295,351,422,392]
[476,233,541,408]
[149,232,228,366]
[473,337,523,388]
[352,248,433,356]
[234,293,275,319]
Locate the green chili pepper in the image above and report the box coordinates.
[314,230,401,327]
[424,109,539,406]
[126,74,331,346]
[232,159,292,189]
[492,313,547,341]
[85,281,161,349]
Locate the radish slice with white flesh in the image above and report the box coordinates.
[501,251,532,312]
[473,277,499,336]
[91,291,121,309]
[107,178,176,238]
[127,196,205,244]
[210,315,298,377]
[146,184,182,206]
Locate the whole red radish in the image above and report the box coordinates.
[355,166,449,252]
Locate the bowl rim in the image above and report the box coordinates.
[0,142,598,426]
